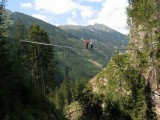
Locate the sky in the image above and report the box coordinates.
[6,0,129,34]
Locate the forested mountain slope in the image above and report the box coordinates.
[9,11,128,83]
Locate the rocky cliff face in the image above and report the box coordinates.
[128,0,160,118]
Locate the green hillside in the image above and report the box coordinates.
[9,12,128,84]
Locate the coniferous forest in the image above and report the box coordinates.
[0,0,160,120]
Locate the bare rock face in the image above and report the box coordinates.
[88,69,108,94]
[64,101,83,120]
[152,91,160,119]
[129,0,160,117]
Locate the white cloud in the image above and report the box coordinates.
[67,18,77,25]
[80,6,93,18]
[21,3,32,8]
[88,0,129,34]
[71,11,77,18]
[32,14,48,22]
[20,0,128,34]
[34,0,93,18]
[34,0,77,14]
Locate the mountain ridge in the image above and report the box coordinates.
[60,23,115,33]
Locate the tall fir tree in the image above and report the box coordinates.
[28,24,54,94]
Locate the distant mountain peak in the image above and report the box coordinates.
[93,23,106,26]
[60,23,117,33]
[89,23,113,33]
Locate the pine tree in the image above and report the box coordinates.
[28,24,54,94]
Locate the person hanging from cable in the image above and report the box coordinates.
[90,40,93,49]
[84,40,89,49]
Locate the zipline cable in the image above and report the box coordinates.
[20,40,144,51]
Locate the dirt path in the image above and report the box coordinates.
[88,59,103,69]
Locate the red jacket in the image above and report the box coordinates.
[84,40,89,45]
